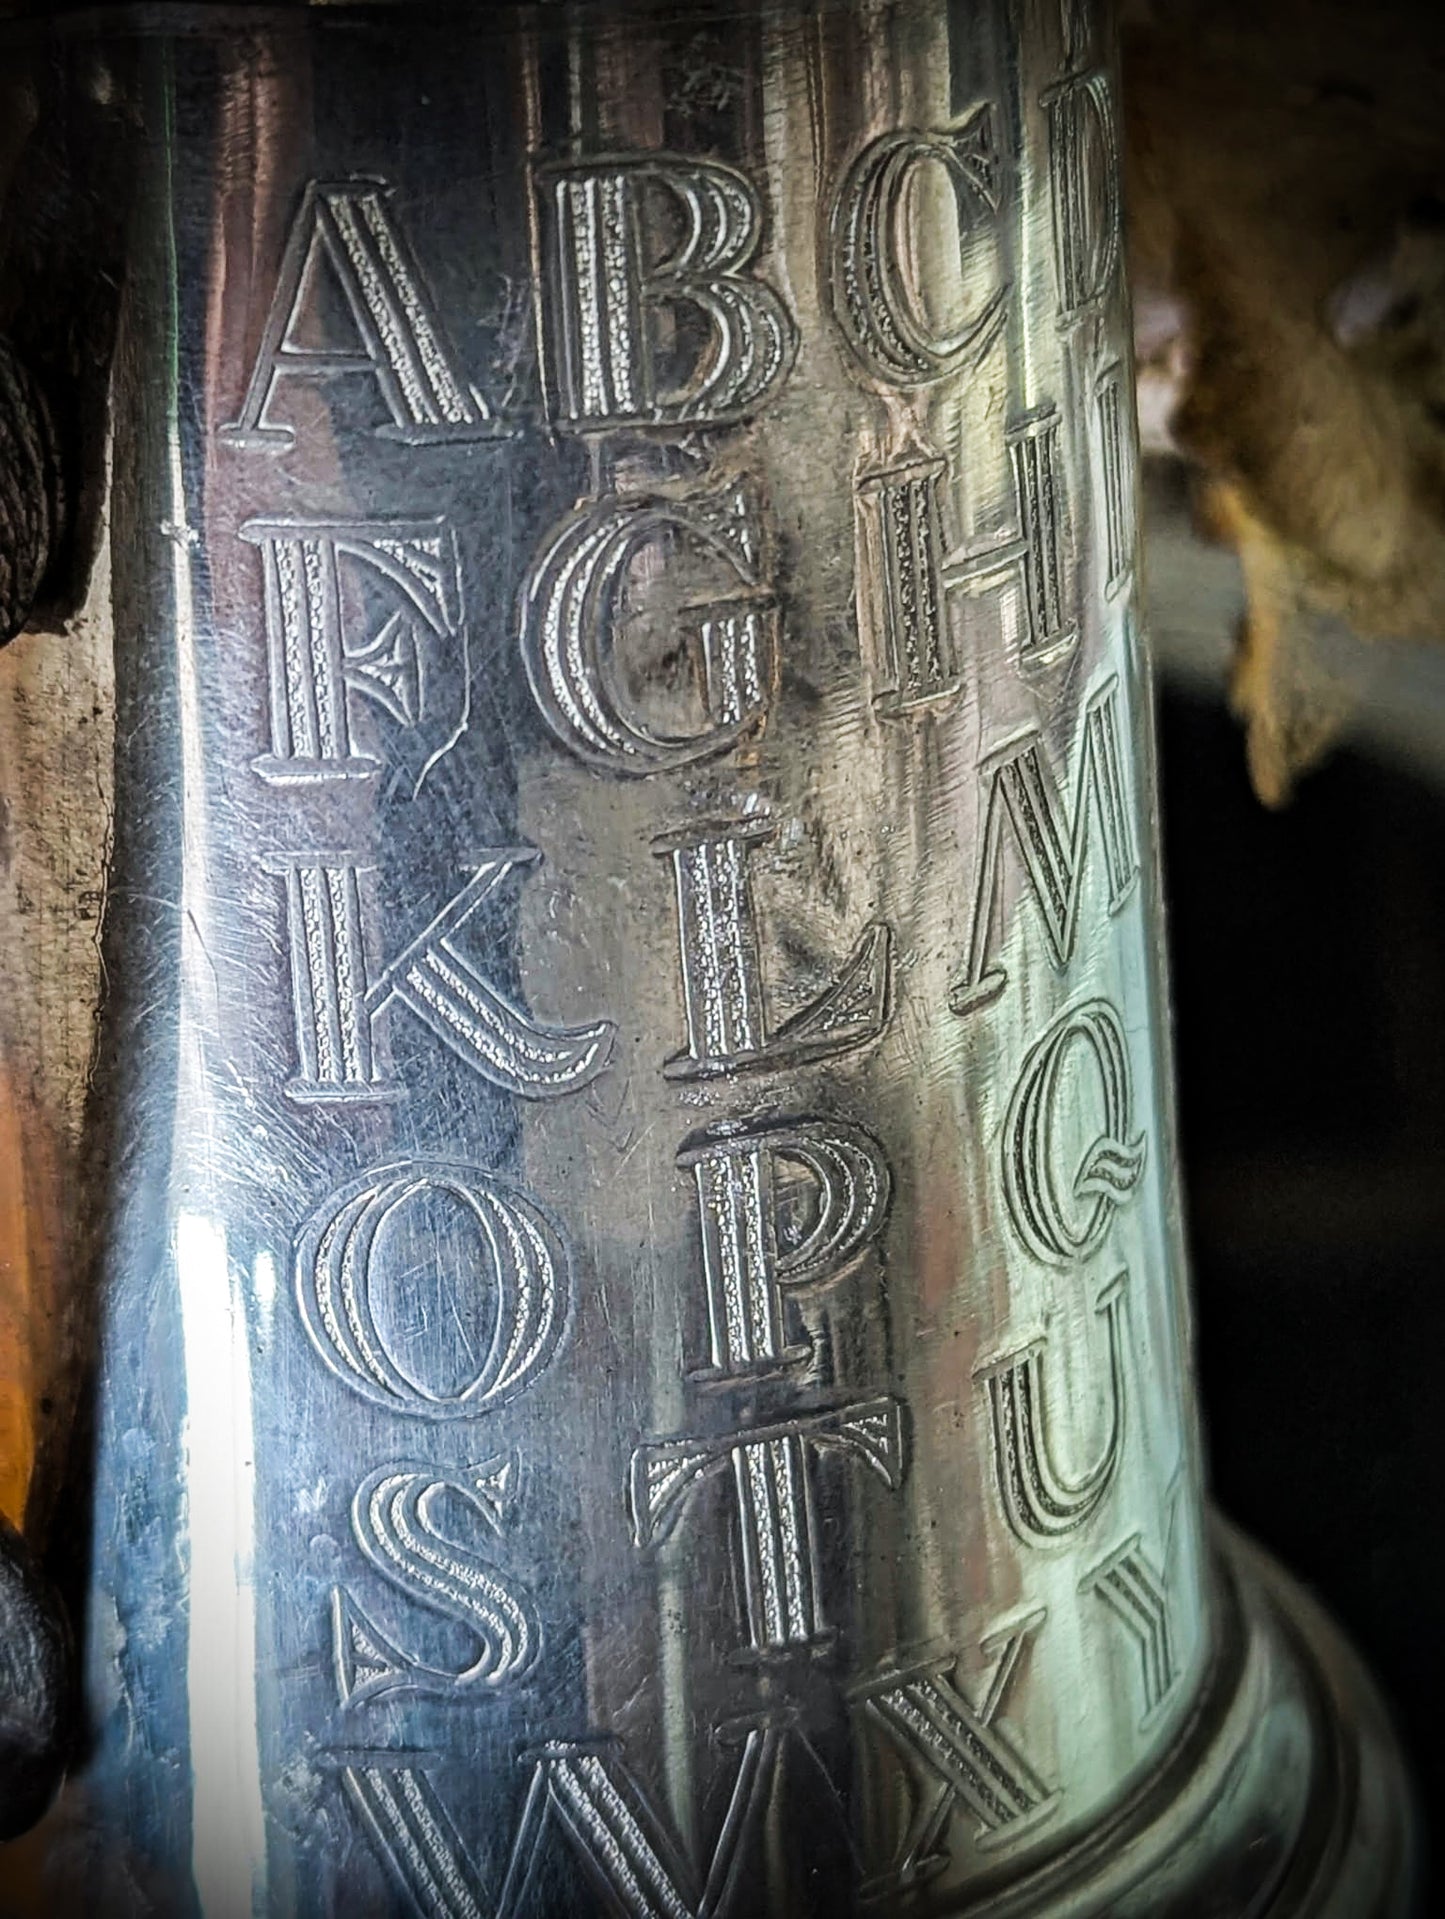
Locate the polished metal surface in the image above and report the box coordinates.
[0,0,1414,1911]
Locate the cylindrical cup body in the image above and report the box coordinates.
[0,2,1409,1914]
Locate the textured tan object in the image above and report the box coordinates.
[1125,0,1445,801]
[0,532,113,1531]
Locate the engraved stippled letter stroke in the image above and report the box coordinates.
[830,106,1008,388]
[631,1398,907,1656]
[681,1115,892,1381]
[334,1455,537,1708]
[855,408,1076,715]
[1045,65,1121,323]
[853,1613,1056,1893]
[294,1162,571,1417]
[242,517,468,795]
[520,482,777,776]
[658,816,892,1079]
[951,678,1138,1012]
[537,155,797,430]
[1095,361,1134,595]
[273,853,614,1102]
[222,180,501,450]
[341,1717,806,1919]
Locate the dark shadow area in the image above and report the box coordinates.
[1160,685,1444,1883]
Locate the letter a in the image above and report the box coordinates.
[221,180,504,450]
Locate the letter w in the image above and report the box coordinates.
[343,1722,783,1919]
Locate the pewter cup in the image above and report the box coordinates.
[0,0,1415,1911]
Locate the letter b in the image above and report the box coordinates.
[536,155,797,429]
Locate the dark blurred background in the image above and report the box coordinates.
[1147,458,1445,1889]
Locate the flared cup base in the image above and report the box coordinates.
[970,1518,1416,1917]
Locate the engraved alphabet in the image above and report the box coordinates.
[950,677,1138,1012]
[242,517,468,795]
[519,481,777,775]
[335,1455,538,1705]
[631,1398,906,1656]
[853,1613,1056,1892]
[977,1273,1127,1543]
[1003,1001,1145,1264]
[536,156,797,430]
[681,1115,891,1381]
[237,52,1161,1901]
[272,852,615,1102]
[830,107,1008,388]
[294,1162,570,1417]
[221,180,500,450]
[657,817,892,1079]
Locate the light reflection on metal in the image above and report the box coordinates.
[175,1213,268,1916]
[0,1,1414,1913]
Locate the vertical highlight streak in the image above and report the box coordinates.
[158,46,268,1915]
[177,1215,267,1917]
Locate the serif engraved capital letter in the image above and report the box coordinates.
[273,852,615,1102]
[1004,1001,1145,1264]
[1045,70,1120,321]
[830,106,1008,387]
[951,677,1137,1012]
[295,1162,570,1418]
[242,517,467,795]
[943,408,1077,667]
[682,1115,892,1381]
[631,1398,906,1656]
[854,455,959,717]
[221,180,500,450]
[853,1612,1056,1891]
[520,481,777,775]
[858,410,1075,718]
[334,1455,537,1706]
[499,1723,794,1919]
[978,1272,1127,1543]
[342,1719,796,1919]
[1082,1530,1179,1725]
[658,817,892,1079]
[537,155,797,429]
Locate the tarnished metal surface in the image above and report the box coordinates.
[0,0,1414,1911]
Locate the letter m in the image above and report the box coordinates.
[951,676,1137,1014]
